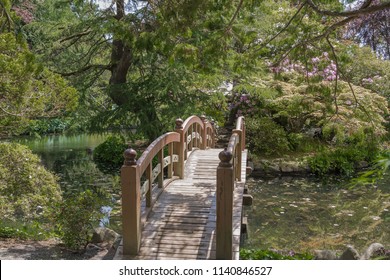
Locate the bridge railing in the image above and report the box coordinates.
[174,115,215,179]
[216,116,245,260]
[121,115,215,255]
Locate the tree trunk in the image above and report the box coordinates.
[108,0,132,106]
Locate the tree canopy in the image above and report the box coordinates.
[0,0,78,137]
[1,0,389,140]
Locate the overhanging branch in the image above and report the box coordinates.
[54,64,111,77]
[307,0,390,17]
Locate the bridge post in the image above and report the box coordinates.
[232,129,242,181]
[174,118,185,179]
[121,148,141,255]
[216,148,234,260]
[210,119,216,148]
[242,118,246,152]
[200,115,208,149]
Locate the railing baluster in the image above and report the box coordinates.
[146,163,152,207]
[174,118,185,179]
[200,115,207,149]
[188,125,193,152]
[233,129,242,181]
[158,148,164,187]
[168,142,173,178]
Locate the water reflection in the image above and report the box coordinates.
[10,134,122,232]
[243,175,390,253]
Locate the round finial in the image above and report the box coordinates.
[123,148,137,166]
[218,148,232,167]
[175,118,183,129]
[200,114,207,122]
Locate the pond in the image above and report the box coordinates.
[8,134,390,252]
[242,174,390,253]
[11,133,123,231]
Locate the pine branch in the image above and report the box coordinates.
[60,30,92,43]
[54,64,110,77]
[307,0,390,17]
[226,0,244,31]
[0,1,13,32]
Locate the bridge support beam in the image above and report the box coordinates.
[216,148,234,260]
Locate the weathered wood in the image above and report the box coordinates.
[216,151,234,260]
[167,142,174,178]
[121,164,141,255]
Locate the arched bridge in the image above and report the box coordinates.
[114,115,249,260]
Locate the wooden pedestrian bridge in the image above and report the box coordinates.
[114,115,250,260]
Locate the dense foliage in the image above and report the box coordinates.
[0,0,78,138]
[0,142,61,221]
[93,135,127,168]
[55,189,110,252]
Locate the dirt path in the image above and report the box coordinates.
[0,238,116,260]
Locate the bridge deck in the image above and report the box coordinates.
[115,148,247,260]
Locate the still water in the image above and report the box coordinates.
[15,134,119,188]
[13,133,122,231]
[243,175,390,253]
[11,134,390,252]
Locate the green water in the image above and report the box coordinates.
[11,133,123,231]
[11,133,121,191]
[243,175,390,253]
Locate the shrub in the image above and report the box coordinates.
[93,135,127,167]
[25,118,70,135]
[246,117,290,156]
[55,189,109,252]
[0,142,61,222]
[308,131,380,176]
[240,249,313,260]
[0,220,54,240]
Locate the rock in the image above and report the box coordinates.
[361,243,386,260]
[305,128,322,138]
[314,250,338,260]
[252,158,310,176]
[280,162,295,173]
[280,162,307,173]
[355,161,369,169]
[36,206,44,214]
[339,245,360,260]
[92,227,120,245]
[260,160,280,173]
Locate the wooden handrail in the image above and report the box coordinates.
[137,132,180,176]
[216,116,246,260]
[121,115,216,255]
[174,115,215,178]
